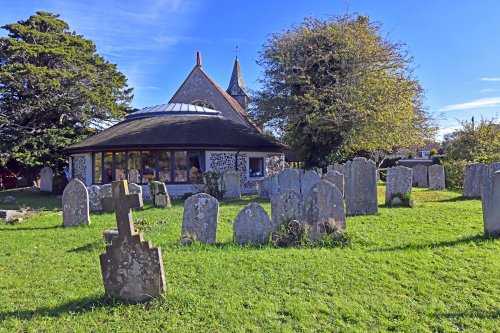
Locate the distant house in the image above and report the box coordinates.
[63,53,286,196]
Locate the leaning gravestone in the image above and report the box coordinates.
[181,193,219,244]
[100,180,166,303]
[303,180,345,240]
[412,164,428,188]
[323,171,344,197]
[88,185,102,212]
[300,170,321,196]
[233,203,272,245]
[428,164,446,190]
[481,165,500,237]
[278,169,300,193]
[62,179,90,227]
[222,170,241,199]
[149,181,171,208]
[385,166,413,206]
[463,163,487,198]
[271,189,303,232]
[100,184,114,212]
[344,157,378,215]
[39,166,54,192]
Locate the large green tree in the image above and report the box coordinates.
[251,14,434,167]
[0,12,132,178]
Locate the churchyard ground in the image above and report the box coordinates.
[0,186,499,332]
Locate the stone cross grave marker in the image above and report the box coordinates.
[100,180,166,303]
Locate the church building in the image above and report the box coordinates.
[63,53,286,196]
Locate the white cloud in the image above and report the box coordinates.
[439,97,500,111]
[480,88,498,93]
[481,77,500,81]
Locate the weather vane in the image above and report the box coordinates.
[233,45,239,58]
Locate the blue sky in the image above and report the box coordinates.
[1,0,499,140]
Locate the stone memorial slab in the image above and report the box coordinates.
[327,164,334,172]
[303,180,345,240]
[88,185,102,212]
[278,169,300,193]
[233,203,272,245]
[463,163,487,198]
[100,180,166,303]
[300,170,321,196]
[334,163,345,175]
[62,179,90,227]
[428,164,445,190]
[181,193,219,244]
[315,168,323,176]
[323,171,344,196]
[100,184,114,212]
[344,157,378,216]
[258,178,271,198]
[481,166,500,237]
[412,164,428,188]
[385,166,413,205]
[271,189,303,232]
[149,181,171,208]
[222,170,241,199]
[39,166,54,192]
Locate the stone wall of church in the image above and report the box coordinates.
[169,68,248,126]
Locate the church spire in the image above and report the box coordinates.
[227,54,248,111]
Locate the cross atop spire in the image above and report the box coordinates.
[233,45,239,59]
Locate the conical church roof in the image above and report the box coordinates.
[227,56,248,97]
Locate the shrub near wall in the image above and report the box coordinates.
[442,159,467,190]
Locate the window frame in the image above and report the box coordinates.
[248,156,265,179]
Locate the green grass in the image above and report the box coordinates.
[0,187,499,332]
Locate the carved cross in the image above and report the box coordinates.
[103,180,143,238]
[233,45,239,58]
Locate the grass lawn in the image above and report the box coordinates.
[0,187,499,332]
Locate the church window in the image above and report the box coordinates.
[103,152,113,183]
[114,152,126,181]
[127,151,141,183]
[141,151,157,183]
[174,151,188,182]
[249,157,264,178]
[158,151,171,182]
[93,152,103,184]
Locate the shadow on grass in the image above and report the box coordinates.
[370,234,491,252]
[0,225,61,231]
[0,295,115,321]
[436,196,480,203]
[436,310,500,319]
[68,240,104,253]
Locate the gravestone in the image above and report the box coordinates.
[259,174,279,198]
[315,167,323,177]
[303,180,345,240]
[481,166,500,237]
[463,163,487,198]
[323,171,344,197]
[233,203,272,245]
[385,166,413,205]
[88,185,102,212]
[300,170,321,196]
[278,169,300,193]
[428,164,445,190]
[39,166,54,192]
[100,184,114,212]
[100,180,166,303]
[344,157,378,216]
[412,165,428,188]
[222,170,241,199]
[333,163,345,175]
[62,179,90,227]
[181,193,219,244]
[326,165,334,172]
[271,189,303,232]
[149,181,171,208]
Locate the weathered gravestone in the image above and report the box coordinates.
[100,180,166,303]
[463,163,487,198]
[149,181,171,208]
[322,171,344,197]
[303,180,345,240]
[222,170,241,199]
[481,164,500,237]
[344,157,378,215]
[315,167,323,177]
[428,164,445,190]
[259,174,279,198]
[333,163,345,175]
[62,179,90,227]
[300,170,321,196]
[412,164,428,188]
[278,169,300,193]
[181,193,219,244]
[233,203,272,245]
[327,164,334,172]
[271,189,303,232]
[39,166,54,192]
[385,166,413,206]
[100,184,114,212]
[88,185,102,212]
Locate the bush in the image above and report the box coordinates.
[272,220,306,247]
[442,159,467,190]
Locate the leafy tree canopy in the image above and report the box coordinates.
[251,14,435,167]
[0,11,133,175]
